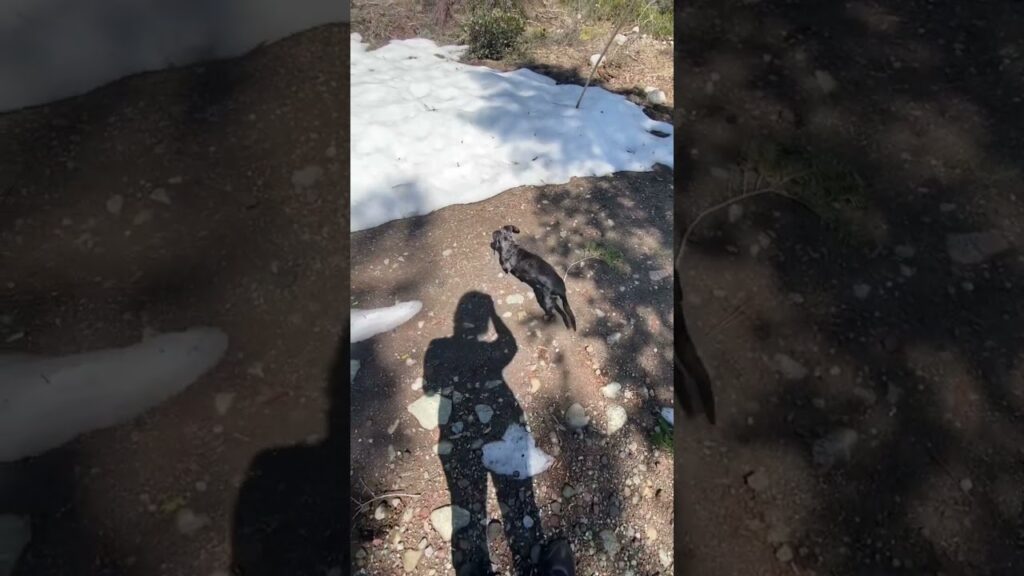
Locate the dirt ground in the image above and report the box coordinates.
[0,24,348,575]
[677,1,1024,575]
[349,169,675,575]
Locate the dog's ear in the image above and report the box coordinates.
[503,225,520,234]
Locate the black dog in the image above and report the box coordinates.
[490,225,577,331]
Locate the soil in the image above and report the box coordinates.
[0,24,348,575]
[349,169,676,575]
[677,1,1024,575]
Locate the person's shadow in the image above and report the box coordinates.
[424,292,543,576]
[229,329,347,575]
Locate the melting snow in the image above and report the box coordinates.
[350,301,423,343]
[481,423,553,478]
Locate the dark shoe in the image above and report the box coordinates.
[538,538,574,576]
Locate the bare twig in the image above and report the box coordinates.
[575,9,633,108]
[563,255,602,281]
[676,172,815,270]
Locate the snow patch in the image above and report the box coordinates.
[0,328,228,462]
[350,34,673,232]
[351,301,423,343]
[0,0,349,112]
[481,423,553,478]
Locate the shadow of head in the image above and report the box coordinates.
[454,290,499,338]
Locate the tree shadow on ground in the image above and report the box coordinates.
[423,291,542,576]
[677,0,1024,573]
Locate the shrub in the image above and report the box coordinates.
[463,6,526,60]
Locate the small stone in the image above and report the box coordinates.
[373,503,388,520]
[430,505,471,542]
[247,363,265,378]
[600,382,622,399]
[812,428,859,468]
[648,269,671,282]
[894,244,916,259]
[487,520,502,542]
[776,544,794,563]
[435,441,453,455]
[106,195,124,215]
[411,377,423,391]
[565,403,590,429]
[853,284,872,299]
[167,176,184,184]
[607,332,622,345]
[728,203,744,223]
[947,231,1010,265]
[530,378,542,393]
[599,529,619,558]
[589,53,605,67]
[175,508,210,535]
[506,294,524,305]
[814,70,838,94]
[775,354,808,380]
[475,404,494,424]
[132,209,154,225]
[523,515,534,529]
[442,249,453,257]
[646,526,658,541]
[658,549,672,568]
[606,405,627,435]
[646,89,668,105]
[291,165,323,188]
[214,393,235,416]
[614,33,628,46]
[403,549,422,572]
[451,421,464,434]
[745,470,769,492]
[960,478,974,493]
[150,188,171,205]
[562,484,576,498]
[407,394,453,430]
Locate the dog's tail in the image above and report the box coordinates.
[557,293,577,331]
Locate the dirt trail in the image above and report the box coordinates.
[1,25,347,575]
[349,169,676,575]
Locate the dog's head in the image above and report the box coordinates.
[490,225,520,254]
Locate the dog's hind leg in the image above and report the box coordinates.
[533,287,555,322]
[556,293,576,331]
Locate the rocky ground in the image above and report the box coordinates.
[349,169,676,575]
[678,1,1024,575]
[0,25,347,575]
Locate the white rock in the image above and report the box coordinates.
[214,392,235,416]
[150,188,171,205]
[613,33,628,46]
[589,53,605,67]
[648,269,671,282]
[475,404,494,424]
[814,70,838,94]
[406,394,452,430]
[600,382,622,399]
[429,505,471,542]
[106,195,124,215]
[646,89,667,105]
[947,231,1009,265]
[599,529,620,558]
[291,165,323,188]
[606,405,627,435]
[506,294,524,305]
[403,549,422,572]
[774,353,808,380]
[523,515,534,528]
[175,508,210,535]
[435,440,453,455]
[565,403,590,429]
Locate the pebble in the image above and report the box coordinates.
[947,231,1009,265]
[894,244,916,259]
[373,503,388,520]
[646,89,667,105]
[150,188,171,205]
[175,508,210,535]
[451,421,464,434]
[530,378,542,393]
[291,165,323,188]
[487,520,503,542]
[434,441,453,455]
[600,382,622,399]
[812,428,859,468]
[853,283,872,299]
[406,394,452,430]
[606,405,628,435]
[475,404,494,424]
[214,393,235,416]
[106,195,124,215]
[614,33,628,46]
[132,209,153,226]
[728,203,744,222]
[402,549,422,572]
[658,549,672,568]
[523,515,534,529]
[814,70,838,94]
[411,377,423,391]
[745,470,769,492]
[607,332,622,345]
[960,478,974,493]
[562,484,577,498]
[442,249,453,257]
[506,294,524,305]
[599,529,620,558]
[430,505,471,542]
[774,353,808,380]
[776,544,794,563]
[565,403,590,429]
